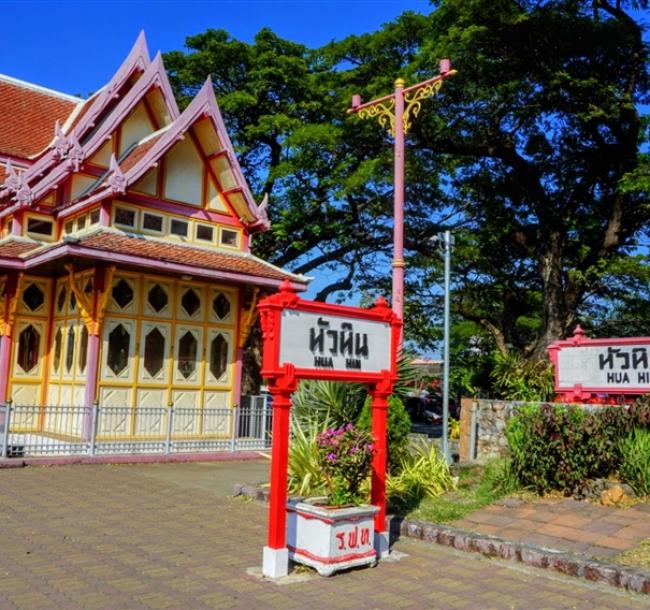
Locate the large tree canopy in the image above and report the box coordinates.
[164,0,649,389]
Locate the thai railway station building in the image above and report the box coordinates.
[0,33,307,443]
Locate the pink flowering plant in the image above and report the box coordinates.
[316,423,375,506]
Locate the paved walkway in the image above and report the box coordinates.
[453,496,650,560]
[0,462,648,609]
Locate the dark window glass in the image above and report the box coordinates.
[70,292,77,311]
[23,284,45,311]
[181,289,200,317]
[56,287,66,312]
[221,229,238,247]
[212,293,230,319]
[65,326,75,373]
[196,224,214,242]
[53,328,62,373]
[148,285,168,313]
[17,325,40,373]
[78,326,88,373]
[170,219,188,237]
[26,218,53,236]
[144,327,165,377]
[90,209,100,225]
[210,334,228,380]
[64,221,73,234]
[143,213,163,232]
[107,324,130,376]
[112,279,133,309]
[114,208,135,227]
[76,215,87,231]
[177,331,197,379]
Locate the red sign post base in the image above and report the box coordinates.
[258,281,401,579]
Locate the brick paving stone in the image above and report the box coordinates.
[0,464,647,610]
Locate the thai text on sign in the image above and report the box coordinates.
[557,344,650,388]
[279,310,391,373]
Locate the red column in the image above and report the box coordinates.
[267,389,292,549]
[370,390,388,534]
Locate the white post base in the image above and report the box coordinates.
[374,530,390,558]
[262,546,289,579]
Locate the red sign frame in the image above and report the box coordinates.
[258,280,402,577]
[548,326,650,401]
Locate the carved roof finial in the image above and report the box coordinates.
[108,154,126,194]
[14,181,33,206]
[52,120,71,160]
[66,132,84,171]
[4,159,21,192]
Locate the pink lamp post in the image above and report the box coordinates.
[348,59,457,327]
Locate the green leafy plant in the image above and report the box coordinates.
[386,438,454,507]
[357,395,412,472]
[291,380,366,430]
[316,423,375,506]
[619,428,650,497]
[287,417,328,497]
[491,351,554,401]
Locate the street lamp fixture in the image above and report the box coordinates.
[348,60,457,329]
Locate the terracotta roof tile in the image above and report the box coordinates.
[0,239,40,258]
[70,231,304,284]
[119,132,165,174]
[0,78,80,159]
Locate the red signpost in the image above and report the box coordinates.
[549,325,650,403]
[258,280,401,578]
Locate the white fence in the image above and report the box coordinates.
[0,395,272,458]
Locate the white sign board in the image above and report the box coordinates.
[557,344,650,390]
[279,310,391,373]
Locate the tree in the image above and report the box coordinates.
[404,0,650,359]
[164,2,650,378]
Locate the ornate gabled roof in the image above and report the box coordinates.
[0,75,81,160]
[64,78,270,231]
[0,31,152,199]
[0,32,271,235]
[24,51,179,205]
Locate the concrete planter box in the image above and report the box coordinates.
[287,497,379,576]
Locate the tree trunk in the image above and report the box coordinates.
[531,231,570,360]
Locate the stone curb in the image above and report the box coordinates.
[0,450,269,469]
[235,485,650,595]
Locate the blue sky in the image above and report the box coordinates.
[1,0,430,96]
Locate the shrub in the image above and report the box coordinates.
[357,394,412,472]
[316,423,374,506]
[619,428,650,497]
[386,437,454,507]
[506,403,650,495]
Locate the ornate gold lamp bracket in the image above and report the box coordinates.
[357,99,397,137]
[402,79,445,134]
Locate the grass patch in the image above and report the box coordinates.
[397,458,528,524]
[612,538,650,571]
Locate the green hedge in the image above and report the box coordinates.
[506,400,650,495]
